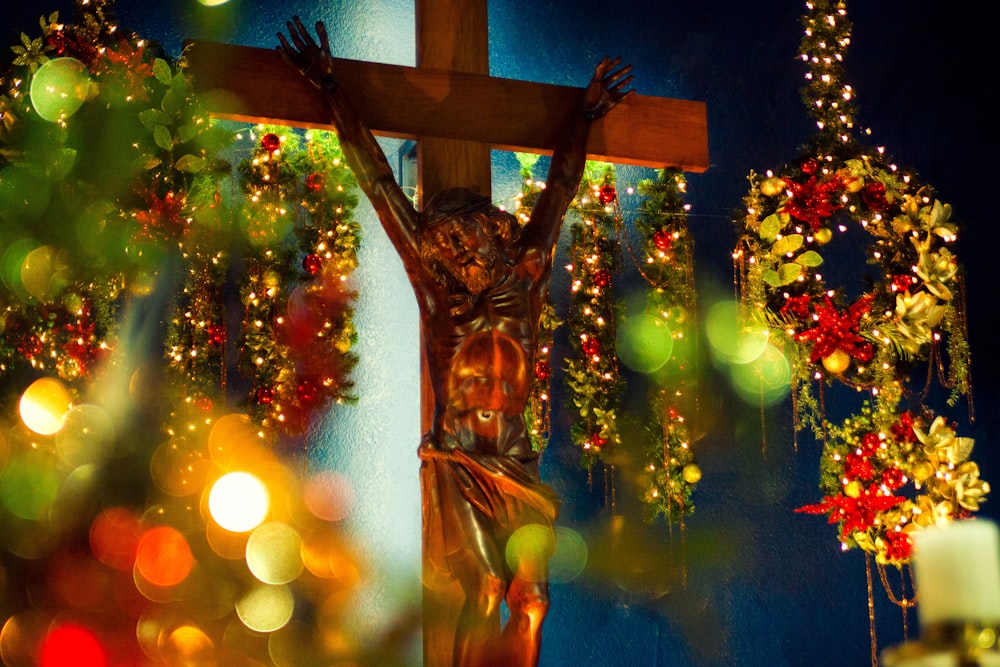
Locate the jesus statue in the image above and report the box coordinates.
[278,17,632,667]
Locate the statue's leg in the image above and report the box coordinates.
[500,524,553,667]
[451,508,506,667]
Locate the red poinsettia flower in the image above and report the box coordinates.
[796,486,906,540]
[844,452,875,481]
[881,529,913,562]
[780,293,812,319]
[134,189,188,241]
[794,294,874,364]
[98,39,155,101]
[781,174,843,230]
[891,412,917,444]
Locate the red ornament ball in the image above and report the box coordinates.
[534,361,551,381]
[302,253,323,275]
[598,185,617,205]
[862,181,889,211]
[18,334,43,358]
[891,274,914,293]
[593,269,611,288]
[260,133,281,153]
[592,434,608,448]
[197,396,213,413]
[297,381,318,403]
[207,324,225,346]
[653,229,673,251]
[582,337,600,356]
[801,157,819,175]
[255,387,275,404]
[306,173,324,192]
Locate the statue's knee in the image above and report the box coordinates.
[471,573,505,617]
[510,583,549,620]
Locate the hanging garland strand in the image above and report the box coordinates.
[564,163,625,470]
[514,153,563,454]
[631,169,700,523]
[236,126,361,436]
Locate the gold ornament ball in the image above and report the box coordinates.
[813,227,833,245]
[844,176,864,193]
[821,348,851,375]
[844,479,864,498]
[682,463,702,484]
[760,177,786,197]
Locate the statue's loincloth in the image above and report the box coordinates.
[419,447,560,579]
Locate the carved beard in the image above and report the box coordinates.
[442,245,497,295]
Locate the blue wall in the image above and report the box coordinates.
[6,2,995,665]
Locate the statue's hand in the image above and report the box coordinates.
[277,16,336,89]
[583,56,633,120]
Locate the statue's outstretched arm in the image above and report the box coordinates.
[278,17,423,272]
[520,57,633,259]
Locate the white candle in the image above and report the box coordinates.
[912,520,1000,628]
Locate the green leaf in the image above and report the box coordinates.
[138,108,171,130]
[778,263,803,285]
[763,269,781,287]
[153,125,173,151]
[175,123,198,144]
[153,58,172,85]
[772,233,804,256]
[796,250,824,267]
[175,154,205,173]
[759,213,783,242]
[160,87,182,116]
[140,154,162,170]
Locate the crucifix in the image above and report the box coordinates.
[185,2,707,665]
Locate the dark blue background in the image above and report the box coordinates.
[5,2,995,664]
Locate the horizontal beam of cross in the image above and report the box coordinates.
[183,40,709,172]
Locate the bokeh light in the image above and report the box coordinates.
[729,342,792,406]
[0,169,52,225]
[704,300,769,366]
[208,413,272,470]
[0,453,60,520]
[38,624,106,667]
[616,312,673,374]
[30,57,91,122]
[0,611,49,667]
[246,522,303,585]
[19,377,72,436]
[235,584,295,633]
[55,403,115,468]
[90,507,143,571]
[549,526,588,584]
[20,245,70,302]
[302,471,354,522]
[208,471,270,532]
[162,625,215,666]
[135,525,194,587]
[504,523,555,583]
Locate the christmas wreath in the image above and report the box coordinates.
[734,0,984,568]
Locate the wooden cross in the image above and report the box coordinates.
[185,1,708,663]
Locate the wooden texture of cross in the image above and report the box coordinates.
[185,1,708,663]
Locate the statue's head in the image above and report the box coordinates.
[419,188,516,295]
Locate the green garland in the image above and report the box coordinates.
[565,163,625,468]
[632,169,700,523]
